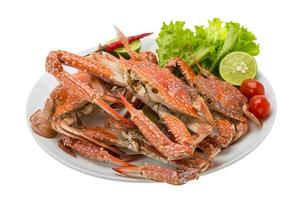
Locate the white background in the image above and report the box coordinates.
[0,0,298,199]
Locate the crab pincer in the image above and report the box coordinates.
[119,93,195,160]
[113,164,200,185]
[198,118,235,159]
[60,136,131,167]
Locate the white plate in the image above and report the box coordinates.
[26,36,277,183]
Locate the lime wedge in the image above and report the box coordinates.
[219,51,257,86]
[107,39,141,59]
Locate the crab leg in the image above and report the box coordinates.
[159,111,211,149]
[61,135,131,166]
[51,50,115,80]
[198,119,235,159]
[197,139,221,159]
[213,119,235,148]
[46,51,132,126]
[159,112,194,147]
[73,127,146,162]
[164,58,196,85]
[192,96,215,126]
[119,94,194,160]
[173,152,210,171]
[75,71,123,104]
[78,127,127,148]
[159,112,213,161]
[52,117,124,155]
[180,117,213,144]
[233,117,249,142]
[113,164,200,185]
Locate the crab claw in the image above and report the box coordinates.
[119,92,194,160]
[192,96,215,126]
[214,119,235,148]
[46,50,134,127]
[198,119,235,159]
[61,136,131,167]
[113,164,200,185]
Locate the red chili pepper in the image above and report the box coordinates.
[102,32,153,52]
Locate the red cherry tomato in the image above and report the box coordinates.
[248,95,271,118]
[240,79,265,99]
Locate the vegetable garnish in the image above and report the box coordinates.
[240,79,265,99]
[99,32,153,52]
[219,51,257,85]
[107,39,141,59]
[156,18,259,74]
[248,95,271,118]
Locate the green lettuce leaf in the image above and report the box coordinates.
[156,21,209,68]
[156,18,260,74]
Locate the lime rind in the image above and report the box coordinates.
[220,51,257,86]
[115,40,141,53]
[106,39,141,59]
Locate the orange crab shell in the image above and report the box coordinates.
[194,76,248,121]
[50,72,92,117]
[119,58,199,118]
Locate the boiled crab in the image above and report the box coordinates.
[43,28,215,161]
[165,58,262,159]
[30,28,262,185]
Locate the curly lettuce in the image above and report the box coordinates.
[156,18,259,74]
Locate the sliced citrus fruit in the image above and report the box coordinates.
[107,39,141,59]
[219,51,257,85]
